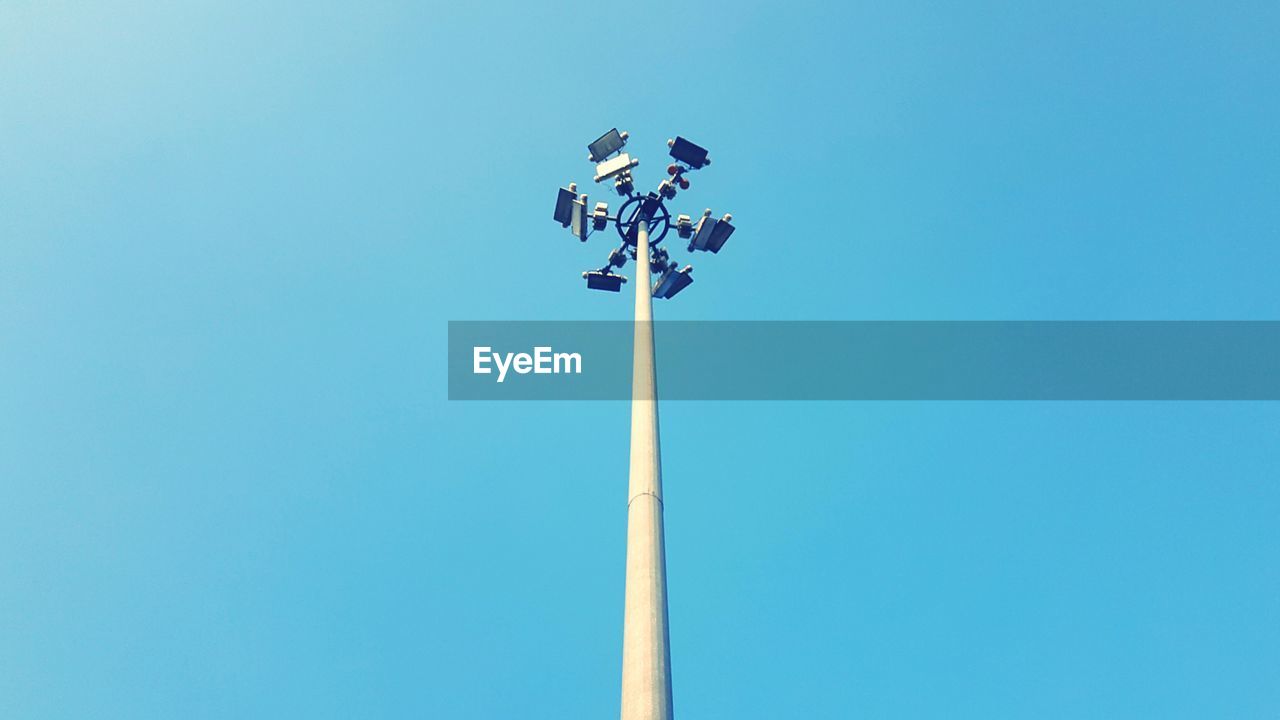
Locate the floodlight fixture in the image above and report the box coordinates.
[554,184,578,227]
[594,153,640,183]
[584,270,626,292]
[588,128,629,163]
[652,264,694,299]
[570,195,590,241]
[667,136,710,169]
[688,209,716,252]
[705,213,734,253]
[593,201,610,231]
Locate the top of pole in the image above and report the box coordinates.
[551,130,737,303]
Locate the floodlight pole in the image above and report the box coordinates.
[557,132,729,720]
[620,220,674,720]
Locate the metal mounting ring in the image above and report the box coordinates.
[615,195,672,247]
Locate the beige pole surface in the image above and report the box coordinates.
[619,220,674,720]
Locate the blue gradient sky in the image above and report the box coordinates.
[2,2,1278,718]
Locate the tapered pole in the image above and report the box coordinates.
[620,220,674,720]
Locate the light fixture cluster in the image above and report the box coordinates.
[552,129,737,299]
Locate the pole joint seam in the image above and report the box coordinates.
[627,491,664,509]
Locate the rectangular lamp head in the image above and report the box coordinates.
[588,128,627,163]
[570,196,589,241]
[554,187,576,227]
[690,215,718,251]
[585,271,624,292]
[594,153,639,183]
[669,136,710,169]
[705,217,734,252]
[652,265,694,299]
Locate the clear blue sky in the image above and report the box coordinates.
[2,2,1278,718]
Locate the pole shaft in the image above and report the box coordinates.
[620,221,674,720]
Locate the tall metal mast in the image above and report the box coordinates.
[552,130,737,720]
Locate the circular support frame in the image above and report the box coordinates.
[615,195,672,248]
